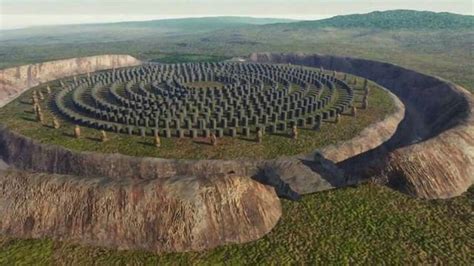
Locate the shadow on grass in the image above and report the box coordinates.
[300,157,350,187]
[62,132,76,138]
[193,138,213,146]
[21,116,37,122]
[86,136,101,142]
[138,141,154,147]
[270,132,293,138]
[237,136,259,143]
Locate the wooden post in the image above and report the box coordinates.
[32,95,38,105]
[351,106,357,117]
[74,125,81,138]
[36,111,44,123]
[100,130,108,142]
[154,133,161,148]
[363,96,368,109]
[52,116,60,129]
[256,128,263,143]
[292,125,298,140]
[210,132,217,146]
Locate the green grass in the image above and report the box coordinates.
[1,184,472,264]
[0,71,396,160]
[0,13,471,264]
[148,53,229,64]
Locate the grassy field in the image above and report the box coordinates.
[1,14,472,93]
[1,184,472,264]
[0,12,471,264]
[0,71,396,159]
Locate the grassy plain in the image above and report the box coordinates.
[0,12,472,264]
[0,71,395,159]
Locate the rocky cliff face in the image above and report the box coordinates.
[0,169,281,253]
[316,89,404,163]
[0,125,258,180]
[248,52,473,199]
[0,55,285,253]
[0,54,141,108]
[1,52,470,253]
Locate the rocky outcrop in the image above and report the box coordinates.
[256,155,346,198]
[0,169,281,253]
[0,125,258,180]
[0,54,141,108]
[1,52,470,253]
[248,52,473,199]
[0,55,285,253]
[0,159,8,171]
[316,90,404,163]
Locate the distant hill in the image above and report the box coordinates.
[277,10,474,30]
[112,16,296,28]
[0,16,296,43]
[1,16,295,35]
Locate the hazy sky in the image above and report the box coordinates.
[1,0,473,30]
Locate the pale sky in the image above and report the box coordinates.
[1,0,473,30]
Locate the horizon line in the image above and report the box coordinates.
[1,9,472,31]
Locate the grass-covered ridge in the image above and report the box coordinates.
[1,11,472,93]
[0,68,396,160]
[1,184,471,264]
[282,10,474,30]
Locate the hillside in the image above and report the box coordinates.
[0,10,472,92]
[279,10,474,29]
[0,17,295,43]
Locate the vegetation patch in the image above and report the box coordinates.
[0,64,395,159]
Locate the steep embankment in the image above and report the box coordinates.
[248,52,473,199]
[0,124,258,180]
[0,54,282,253]
[0,54,141,108]
[0,169,281,253]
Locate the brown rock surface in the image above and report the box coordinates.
[0,54,141,108]
[316,89,404,163]
[248,52,473,199]
[0,169,281,253]
[256,156,346,198]
[0,124,258,180]
[0,55,284,252]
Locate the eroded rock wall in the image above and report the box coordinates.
[0,55,285,253]
[0,54,141,108]
[316,89,404,163]
[0,169,281,253]
[0,125,258,180]
[248,52,473,199]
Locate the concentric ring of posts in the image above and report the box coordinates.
[54,62,355,138]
